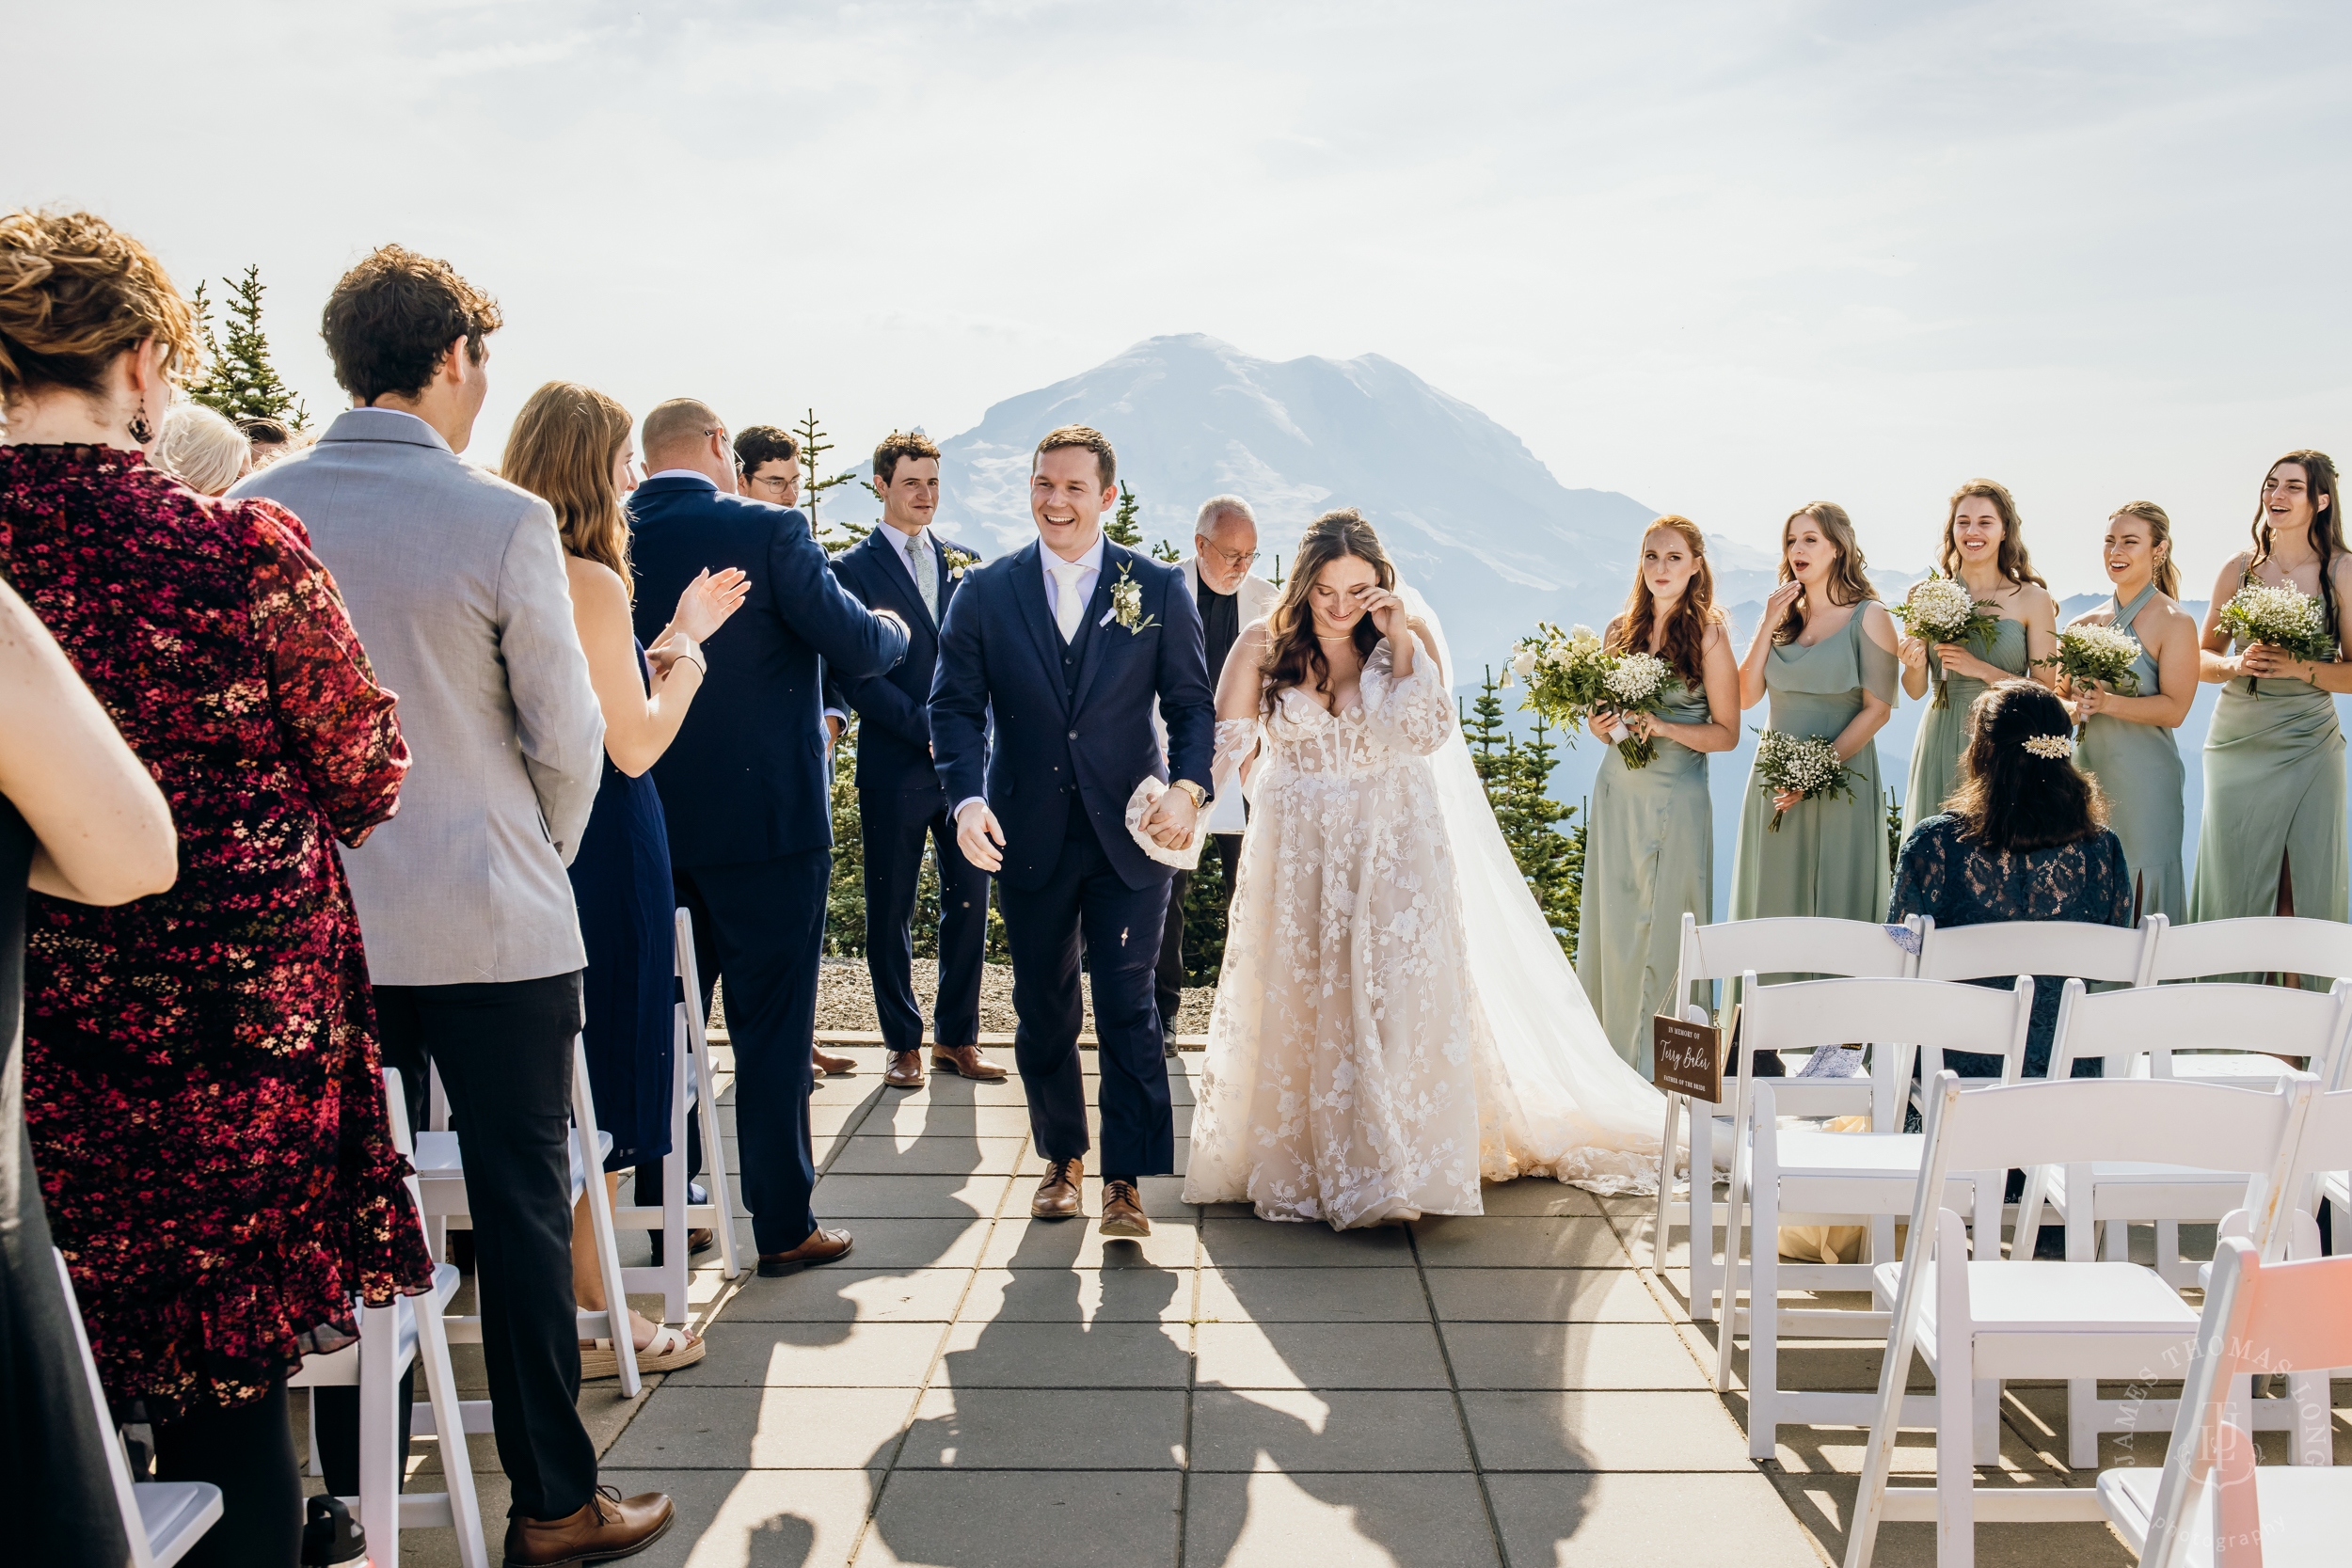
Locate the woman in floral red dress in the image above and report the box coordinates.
[0,209,433,1567]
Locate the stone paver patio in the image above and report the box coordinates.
[349,1042,2348,1567]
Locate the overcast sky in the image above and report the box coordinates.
[10,0,2347,591]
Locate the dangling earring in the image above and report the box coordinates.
[127,395,155,445]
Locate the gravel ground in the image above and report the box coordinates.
[805,956,1218,1037]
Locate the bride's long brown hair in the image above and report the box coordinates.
[1259,508,1396,715]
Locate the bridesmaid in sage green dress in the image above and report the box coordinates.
[1576,516,1740,1072]
[1897,479,2058,838]
[2190,451,2351,969]
[1729,502,1902,943]
[2065,502,2197,922]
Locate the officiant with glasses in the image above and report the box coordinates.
[1154,494,1277,1053]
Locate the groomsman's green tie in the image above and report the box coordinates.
[910,531,938,622]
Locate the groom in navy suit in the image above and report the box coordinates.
[930,425,1216,1238]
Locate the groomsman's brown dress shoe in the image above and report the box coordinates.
[813,1045,858,1076]
[930,1043,1008,1081]
[1100,1179,1151,1239]
[503,1485,673,1566]
[757,1227,854,1276]
[884,1051,925,1088]
[1031,1156,1083,1219]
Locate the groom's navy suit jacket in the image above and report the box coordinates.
[930,540,1216,893]
[825,527,978,792]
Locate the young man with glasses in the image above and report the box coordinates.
[734,425,802,510]
[1156,495,1276,1053]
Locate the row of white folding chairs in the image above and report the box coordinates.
[1714,971,2352,1465]
[1655,911,2352,1321]
[1842,1070,2352,1568]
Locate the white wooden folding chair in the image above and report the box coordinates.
[1913,913,2155,1100]
[1844,1070,2314,1568]
[2025,979,2351,1468]
[288,1069,489,1568]
[411,1037,641,1402]
[1716,974,2031,1460]
[2097,1239,2352,1566]
[612,907,741,1323]
[53,1250,223,1568]
[1651,914,1921,1323]
[2143,913,2352,1085]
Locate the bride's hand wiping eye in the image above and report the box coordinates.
[1351,584,1409,641]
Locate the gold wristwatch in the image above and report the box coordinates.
[1168,779,1207,809]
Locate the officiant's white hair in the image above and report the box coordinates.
[1195,495,1256,535]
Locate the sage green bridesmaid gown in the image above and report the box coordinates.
[1729,609,1900,950]
[1576,680,1714,1072]
[2073,582,2185,921]
[1900,617,2029,838]
[2188,608,2348,974]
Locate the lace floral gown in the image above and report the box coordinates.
[1184,641,1556,1227]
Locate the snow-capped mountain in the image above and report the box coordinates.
[903,333,1661,683]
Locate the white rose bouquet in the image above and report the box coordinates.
[2035,623,2141,728]
[1753,728,1854,832]
[2217,579,2334,695]
[1891,573,2004,708]
[1504,624,1678,768]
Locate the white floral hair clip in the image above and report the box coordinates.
[2021,733,2075,760]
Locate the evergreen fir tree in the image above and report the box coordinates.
[793,409,867,546]
[1151,539,1182,562]
[184,267,309,428]
[1180,849,1231,988]
[1465,668,1585,959]
[1268,555,1285,589]
[823,716,867,956]
[1104,481,1144,546]
[1885,786,1904,868]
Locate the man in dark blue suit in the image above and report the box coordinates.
[628,398,910,1275]
[823,430,1005,1090]
[930,425,1216,1239]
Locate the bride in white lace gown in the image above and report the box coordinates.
[1182,510,1667,1228]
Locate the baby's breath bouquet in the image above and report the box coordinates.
[2217,579,2334,695]
[2035,623,2141,728]
[1753,728,1854,832]
[1891,573,2004,708]
[1504,625,1677,767]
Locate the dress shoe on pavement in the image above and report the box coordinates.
[1100,1179,1151,1239]
[883,1051,925,1089]
[813,1045,858,1076]
[503,1485,673,1566]
[1031,1156,1083,1220]
[930,1042,1008,1081]
[757,1227,854,1275]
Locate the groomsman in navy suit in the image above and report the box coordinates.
[930,425,1216,1238]
[824,431,1007,1090]
[628,398,909,1275]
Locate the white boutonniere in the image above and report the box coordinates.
[942,545,979,580]
[1110,561,1157,633]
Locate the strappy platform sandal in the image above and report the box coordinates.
[580,1322,706,1380]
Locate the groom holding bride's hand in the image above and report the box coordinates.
[930,425,1216,1237]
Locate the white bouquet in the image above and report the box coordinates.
[1504,625,1678,768]
[2035,622,2141,727]
[2217,579,2334,695]
[1753,728,1854,832]
[1891,573,2003,709]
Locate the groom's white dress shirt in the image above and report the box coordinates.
[954,531,1109,824]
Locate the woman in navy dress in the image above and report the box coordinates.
[503,382,745,1374]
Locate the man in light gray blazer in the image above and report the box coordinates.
[234,246,671,1566]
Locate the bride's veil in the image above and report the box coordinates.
[1396,579,1673,1188]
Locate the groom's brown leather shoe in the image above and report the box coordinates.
[757,1227,854,1276]
[884,1051,925,1088]
[1031,1156,1083,1219]
[930,1043,1008,1081]
[503,1485,673,1566]
[1100,1179,1151,1239]
[813,1045,858,1076]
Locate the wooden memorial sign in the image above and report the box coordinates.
[1653,1011,1725,1104]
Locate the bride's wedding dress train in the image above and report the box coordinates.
[1182,633,1667,1229]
